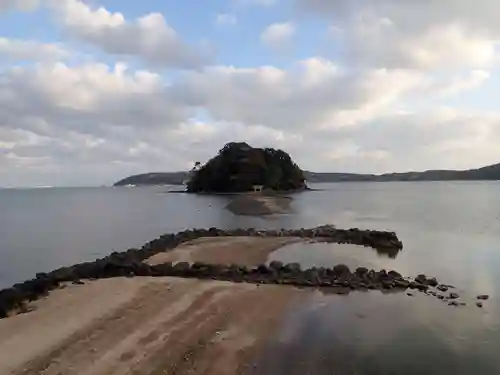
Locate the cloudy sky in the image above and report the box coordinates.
[1,0,500,186]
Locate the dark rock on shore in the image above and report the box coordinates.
[415,274,427,284]
[437,285,448,292]
[332,264,350,276]
[314,227,403,254]
[1,259,423,318]
[427,278,438,287]
[269,261,283,270]
[449,292,459,299]
[283,263,301,273]
[388,270,402,278]
[355,267,368,275]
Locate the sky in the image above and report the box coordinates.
[1,0,500,186]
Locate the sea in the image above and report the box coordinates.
[1,182,499,374]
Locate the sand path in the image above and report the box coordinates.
[0,277,302,375]
[145,236,302,267]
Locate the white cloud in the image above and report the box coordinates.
[330,107,500,173]
[299,0,500,70]
[49,0,211,69]
[215,13,237,26]
[261,22,295,48]
[435,70,491,98]
[0,62,189,138]
[0,62,190,186]
[1,57,500,185]
[340,18,496,70]
[298,0,500,30]
[0,38,68,61]
[0,58,435,185]
[174,60,427,131]
[0,0,38,12]
[2,0,500,185]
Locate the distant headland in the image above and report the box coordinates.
[114,143,500,187]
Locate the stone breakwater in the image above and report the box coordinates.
[0,225,471,319]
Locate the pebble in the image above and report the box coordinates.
[437,285,448,292]
[476,302,483,308]
[449,292,459,299]
[477,295,489,300]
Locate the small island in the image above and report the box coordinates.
[186,142,307,193]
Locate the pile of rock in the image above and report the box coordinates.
[0,259,435,318]
[0,225,405,318]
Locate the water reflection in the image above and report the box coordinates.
[247,291,500,375]
[1,183,500,373]
[317,238,401,258]
[267,242,401,272]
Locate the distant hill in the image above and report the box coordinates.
[304,163,500,182]
[114,172,188,186]
[114,163,500,186]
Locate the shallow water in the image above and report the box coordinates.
[1,182,500,373]
[249,291,500,375]
[267,242,400,271]
[263,231,499,374]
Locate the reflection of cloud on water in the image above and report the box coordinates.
[254,291,500,374]
[267,242,400,271]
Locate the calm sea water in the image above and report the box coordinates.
[1,182,499,374]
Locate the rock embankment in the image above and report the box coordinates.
[1,225,407,318]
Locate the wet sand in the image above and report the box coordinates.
[0,277,302,375]
[225,194,293,215]
[146,236,302,267]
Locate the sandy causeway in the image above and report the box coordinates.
[0,236,307,375]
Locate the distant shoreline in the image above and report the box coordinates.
[113,161,500,187]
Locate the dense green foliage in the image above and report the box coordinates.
[186,142,306,193]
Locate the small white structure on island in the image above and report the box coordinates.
[252,185,263,192]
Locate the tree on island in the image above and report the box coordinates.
[186,142,307,193]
